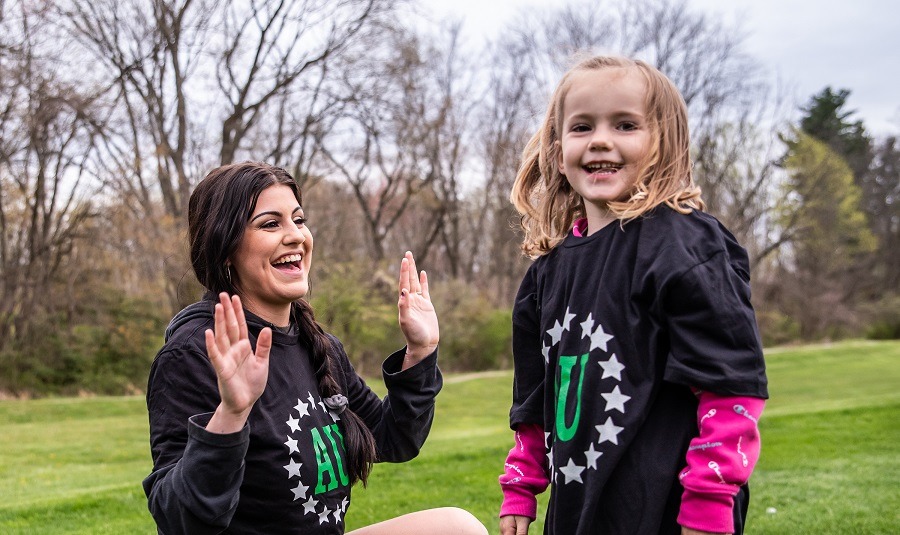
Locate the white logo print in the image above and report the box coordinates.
[737,436,748,467]
[545,309,626,487]
[733,404,758,423]
[283,391,346,526]
[700,408,716,429]
[708,461,726,484]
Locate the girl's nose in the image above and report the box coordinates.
[589,128,613,150]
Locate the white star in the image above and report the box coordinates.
[290,480,310,501]
[558,457,585,484]
[284,436,300,455]
[602,385,631,414]
[294,398,310,418]
[286,415,302,433]
[589,323,614,352]
[283,458,303,478]
[580,313,595,340]
[542,340,551,364]
[561,307,576,331]
[584,443,603,469]
[302,496,319,515]
[318,400,327,412]
[333,507,344,523]
[596,417,624,445]
[329,410,341,422]
[599,353,625,381]
[547,320,564,346]
[318,507,331,524]
[341,496,349,512]
[307,391,318,410]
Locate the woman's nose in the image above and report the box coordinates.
[284,223,305,244]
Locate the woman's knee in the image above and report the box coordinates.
[433,507,489,535]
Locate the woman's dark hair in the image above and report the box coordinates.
[188,161,376,485]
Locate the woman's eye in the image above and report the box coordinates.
[294,217,307,227]
[261,220,279,229]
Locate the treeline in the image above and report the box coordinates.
[0,0,896,396]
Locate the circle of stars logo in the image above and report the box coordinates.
[545,307,631,486]
[282,391,346,525]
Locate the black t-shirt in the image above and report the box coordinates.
[510,207,767,534]
[144,303,442,534]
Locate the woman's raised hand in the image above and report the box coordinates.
[397,251,439,370]
[204,293,272,434]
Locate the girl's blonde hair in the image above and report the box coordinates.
[511,55,705,257]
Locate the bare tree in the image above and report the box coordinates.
[318,25,441,264]
[0,3,100,348]
[57,0,399,308]
[215,0,395,165]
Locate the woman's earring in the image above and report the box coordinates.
[225,265,232,284]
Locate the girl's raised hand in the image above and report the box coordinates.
[204,292,272,434]
[397,251,439,370]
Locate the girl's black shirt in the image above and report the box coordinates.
[510,206,767,534]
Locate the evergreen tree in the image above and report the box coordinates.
[779,131,876,338]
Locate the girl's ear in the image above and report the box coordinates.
[555,140,566,176]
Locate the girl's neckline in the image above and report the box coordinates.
[566,217,618,247]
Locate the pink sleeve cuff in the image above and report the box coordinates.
[678,488,735,533]
[499,423,548,520]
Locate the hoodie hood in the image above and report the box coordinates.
[164,300,214,342]
[164,297,295,342]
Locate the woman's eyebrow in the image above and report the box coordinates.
[249,206,303,222]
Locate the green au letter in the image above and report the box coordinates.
[554,353,588,442]
[322,424,349,487]
[311,427,338,493]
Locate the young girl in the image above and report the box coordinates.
[144,162,487,534]
[498,56,768,535]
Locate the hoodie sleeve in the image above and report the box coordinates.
[143,345,247,534]
[332,337,442,463]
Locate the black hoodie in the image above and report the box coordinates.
[143,299,442,534]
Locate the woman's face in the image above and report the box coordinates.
[229,183,313,325]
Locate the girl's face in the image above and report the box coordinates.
[229,183,313,325]
[556,67,652,228]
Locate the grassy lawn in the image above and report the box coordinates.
[0,340,897,533]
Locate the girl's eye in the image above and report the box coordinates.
[618,122,638,131]
[571,124,591,133]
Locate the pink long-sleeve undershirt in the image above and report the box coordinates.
[498,391,765,533]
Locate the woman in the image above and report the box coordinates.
[143,161,487,535]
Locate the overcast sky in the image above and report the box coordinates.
[417,0,900,137]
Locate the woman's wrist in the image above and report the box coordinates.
[402,344,437,369]
[206,402,251,434]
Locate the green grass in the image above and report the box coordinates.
[0,341,898,534]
